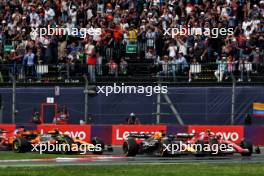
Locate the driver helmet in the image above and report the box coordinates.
[154,132,162,140]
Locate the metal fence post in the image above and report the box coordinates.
[156,91,161,124]
[231,75,236,125]
[11,75,16,124]
[0,93,2,123]
[83,75,89,123]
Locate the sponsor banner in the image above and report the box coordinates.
[37,124,91,142]
[112,125,167,145]
[187,125,244,143]
[245,126,264,146]
[0,124,16,132]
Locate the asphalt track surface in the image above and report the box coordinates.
[0,146,264,167]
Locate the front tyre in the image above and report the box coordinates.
[240,140,253,156]
[91,137,105,154]
[123,138,138,157]
[12,138,31,153]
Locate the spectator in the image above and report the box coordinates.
[215,57,227,83]
[177,52,188,74]
[252,47,262,73]
[32,108,41,124]
[119,58,128,75]
[53,106,69,124]
[0,0,262,84]
[188,58,199,82]
[22,48,35,81]
[226,55,235,80]
[157,55,172,77]
[127,113,140,125]
[85,38,96,83]
[106,59,118,76]
[238,58,252,82]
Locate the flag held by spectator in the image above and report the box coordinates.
[253,103,264,117]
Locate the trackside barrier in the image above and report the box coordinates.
[111,125,167,145]
[0,124,264,145]
[37,124,91,142]
[187,125,244,143]
[245,126,264,146]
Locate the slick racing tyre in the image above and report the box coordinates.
[195,140,206,157]
[12,138,31,153]
[91,137,105,154]
[123,138,138,157]
[240,140,253,156]
[209,138,220,156]
[60,136,74,154]
[159,139,171,157]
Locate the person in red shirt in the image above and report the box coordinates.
[106,59,118,76]
[85,38,97,83]
[53,106,69,125]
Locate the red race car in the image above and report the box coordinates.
[173,130,261,156]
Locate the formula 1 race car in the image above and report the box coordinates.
[174,130,260,156]
[123,130,260,157]
[123,131,176,157]
[1,128,112,154]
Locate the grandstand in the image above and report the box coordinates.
[0,0,263,126]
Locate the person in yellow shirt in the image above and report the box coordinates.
[128,24,138,44]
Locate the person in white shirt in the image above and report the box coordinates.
[44,6,55,22]
[242,18,252,31]
[68,6,77,24]
[177,52,188,73]
[167,42,178,58]
[176,37,187,56]
[23,49,35,79]
[61,0,68,22]
[30,8,41,24]
[157,55,173,77]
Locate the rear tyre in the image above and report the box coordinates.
[240,140,253,156]
[195,140,206,157]
[60,137,74,154]
[123,138,138,157]
[12,138,31,153]
[209,138,220,156]
[159,139,171,157]
[91,137,105,154]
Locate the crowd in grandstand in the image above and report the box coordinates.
[0,0,263,83]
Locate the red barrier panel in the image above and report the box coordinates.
[187,125,244,143]
[111,125,167,145]
[0,124,16,131]
[37,124,91,142]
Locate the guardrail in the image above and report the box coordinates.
[0,62,263,84]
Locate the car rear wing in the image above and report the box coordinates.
[127,133,152,139]
[176,133,195,138]
[0,129,8,134]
